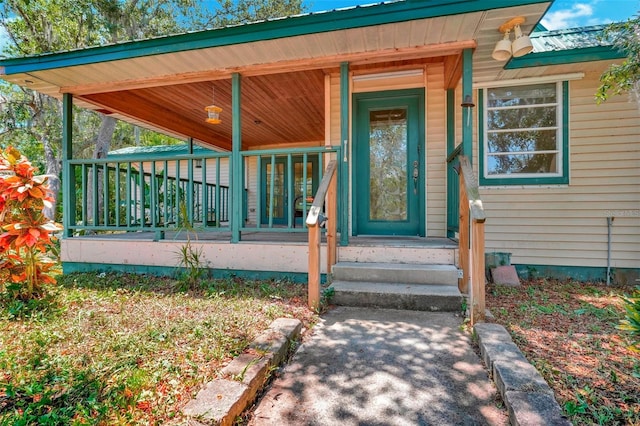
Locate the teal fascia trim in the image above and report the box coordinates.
[446,89,456,154]
[478,89,486,184]
[231,73,242,243]
[61,93,74,238]
[339,62,349,246]
[0,0,550,75]
[461,48,473,163]
[479,82,570,186]
[62,262,325,284]
[505,46,626,69]
[561,81,569,183]
[514,264,640,284]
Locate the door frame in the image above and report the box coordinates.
[259,155,319,226]
[352,88,426,236]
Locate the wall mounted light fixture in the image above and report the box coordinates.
[491,16,533,61]
[461,94,475,126]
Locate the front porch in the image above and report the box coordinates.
[15,0,524,321]
[62,232,459,279]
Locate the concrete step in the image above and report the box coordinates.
[329,281,463,312]
[332,262,460,286]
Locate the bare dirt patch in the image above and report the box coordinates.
[487,279,639,425]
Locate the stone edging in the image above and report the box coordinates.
[182,318,303,425]
[474,323,572,426]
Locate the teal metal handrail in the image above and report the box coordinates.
[67,153,231,234]
[241,146,340,233]
[65,146,341,240]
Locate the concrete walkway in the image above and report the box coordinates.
[249,307,508,425]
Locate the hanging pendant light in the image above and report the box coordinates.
[205,86,222,125]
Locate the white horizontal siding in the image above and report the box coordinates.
[425,64,447,237]
[478,70,640,270]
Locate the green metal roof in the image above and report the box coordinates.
[506,24,626,69]
[0,0,550,76]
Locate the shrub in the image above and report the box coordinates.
[619,286,640,351]
[0,147,62,300]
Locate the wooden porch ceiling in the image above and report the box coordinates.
[78,54,461,151]
[82,70,327,150]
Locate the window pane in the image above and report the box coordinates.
[369,108,407,221]
[265,163,284,218]
[487,130,558,153]
[488,106,557,130]
[487,153,558,175]
[487,83,557,108]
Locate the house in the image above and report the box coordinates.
[0,0,638,299]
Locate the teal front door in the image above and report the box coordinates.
[353,89,425,236]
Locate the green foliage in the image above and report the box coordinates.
[174,202,208,290]
[0,272,313,424]
[618,286,640,351]
[0,0,306,172]
[175,240,207,290]
[215,0,304,27]
[321,286,335,304]
[596,13,640,104]
[0,147,62,301]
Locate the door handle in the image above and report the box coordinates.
[413,160,419,194]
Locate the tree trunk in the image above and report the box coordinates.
[94,115,116,160]
[34,95,61,221]
[42,135,60,221]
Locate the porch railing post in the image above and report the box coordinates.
[61,93,74,238]
[326,160,338,276]
[462,48,473,163]
[339,62,349,246]
[459,170,469,294]
[306,160,338,310]
[458,156,486,325]
[308,222,321,310]
[471,220,486,324]
[231,73,242,243]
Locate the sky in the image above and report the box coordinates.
[309,0,639,28]
[1,0,639,55]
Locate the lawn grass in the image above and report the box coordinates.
[487,279,640,425]
[0,273,317,425]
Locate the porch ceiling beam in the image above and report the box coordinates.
[61,40,477,96]
[443,53,464,90]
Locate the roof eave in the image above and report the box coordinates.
[0,0,551,76]
[505,45,626,69]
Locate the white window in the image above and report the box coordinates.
[480,81,568,185]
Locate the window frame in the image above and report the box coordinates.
[479,80,569,186]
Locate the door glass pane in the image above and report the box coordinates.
[294,162,314,208]
[265,163,285,219]
[369,108,407,221]
[294,162,314,198]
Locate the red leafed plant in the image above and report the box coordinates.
[0,147,62,300]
